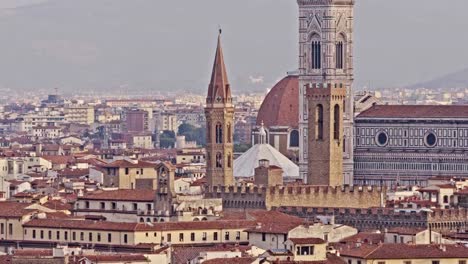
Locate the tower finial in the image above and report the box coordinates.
[218,25,222,35]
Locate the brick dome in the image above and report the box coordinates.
[256,74,299,128]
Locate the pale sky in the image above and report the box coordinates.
[0,0,467,93]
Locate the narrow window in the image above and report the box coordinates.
[216,152,223,168]
[215,123,223,144]
[213,232,218,241]
[123,234,128,244]
[334,104,340,140]
[179,233,184,242]
[316,104,324,140]
[107,233,112,243]
[312,40,322,69]
[191,232,195,241]
[8,224,12,236]
[225,232,230,241]
[227,123,232,143]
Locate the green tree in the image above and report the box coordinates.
[160,130,176,148]
[178,123,206,146]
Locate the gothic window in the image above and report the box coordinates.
[289,130,299,147]
[215,123,223,144]
[336,42,343,69]
[316,104,324,140]
[334,104,340,140]
[311,36,321,70]
[227,123,232,143]
[207,122,211,141]
[216,152,223,168]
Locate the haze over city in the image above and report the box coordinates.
[1,0,468,93]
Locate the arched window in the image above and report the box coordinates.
[207,122,211,141]
[216,152,223,168]
[334,104,340,140]
[316,105,324,140]
[311,36,321,70]
[215,123,223,144]
[289,130,299,147]
[227,123,232,143]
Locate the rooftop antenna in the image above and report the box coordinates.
[54,87,59,95]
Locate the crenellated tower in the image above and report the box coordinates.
[297,0,355,185]
[205,31,235,187]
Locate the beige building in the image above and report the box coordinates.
[100,159,157,189]
[0,202,39,241]
[74,189,156,223]
[64,104,95,125]
[22,218,255,246]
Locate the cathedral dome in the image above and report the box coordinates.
[256,74,299,128]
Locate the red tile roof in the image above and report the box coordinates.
[358,105,468,119]
[171,245,251,264]
[74,254,148,263]
[339,232,384,245]
[386,227,426,235]
[203,257,257,264]
[23,219,137,232]
[101,159,156,168]
[0,202,36,218]
[257,75,299,128]
[79,189,155,202]
[289,237,326,244]
[339,244,468,259]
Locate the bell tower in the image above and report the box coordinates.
[298,0,355,185]
[205,31,235,187]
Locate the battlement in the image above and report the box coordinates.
[205,184,385,210]
[428,208,468,220]
[206,185,268,195]
[268,185,384,195]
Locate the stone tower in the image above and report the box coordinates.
[297,0,355,185]
[205,31,235,187]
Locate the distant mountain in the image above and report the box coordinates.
[408,68,468,89]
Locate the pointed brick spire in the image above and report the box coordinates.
[207,30,232,105]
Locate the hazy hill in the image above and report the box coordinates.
[409,68,468,89]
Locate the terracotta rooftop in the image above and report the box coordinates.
[203,257,257,264]
[339,244,468,259]
[23,219,137,232]
[79,189,156,202]
[339,232,384,245]
[0,202,36,218]
[357,105,468,119]
[386,227,426,235]
[101,159,156,168]
[171,245,251,264]
[256,75,299,128]
[73,254,148,263]
[289,237,326,244]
